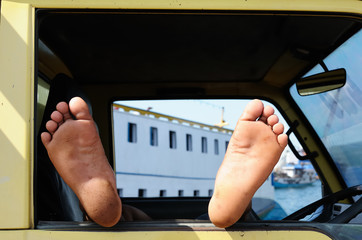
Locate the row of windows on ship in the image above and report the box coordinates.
[127,122,230,155]
[118,188,213,198]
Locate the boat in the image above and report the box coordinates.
[273,161,318,188]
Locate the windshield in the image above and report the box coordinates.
[290,29,362,188]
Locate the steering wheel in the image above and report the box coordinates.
[283,185,362,223]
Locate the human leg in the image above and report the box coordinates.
[208,99,288,228]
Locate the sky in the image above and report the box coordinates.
[115,99,288,131]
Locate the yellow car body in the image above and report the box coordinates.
[1,0,362,239]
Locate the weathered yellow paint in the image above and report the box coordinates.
[0,0,33,229]
[0,229,333,240]
[1,0,361,14]
[0,0,361,238]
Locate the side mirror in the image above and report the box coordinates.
[296,68,346,96]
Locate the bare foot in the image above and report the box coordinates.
[208,99,288,228]
[41,97,122,227]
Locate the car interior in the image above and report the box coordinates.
[35,9,362,231]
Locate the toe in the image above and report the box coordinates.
[56,102,73,121]
[263,106,274,118]
[258,105,275,123]
[41,132,52,147]
[278,134,288,148]
[272,122,284,135]
[240,99,264,121]
[50,110,64,124]
[267,115,279,127]
[69,97,93,120]
[46,120,59,135]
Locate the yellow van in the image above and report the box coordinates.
[1,0,362,239]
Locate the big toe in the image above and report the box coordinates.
[240,99,264,121]
[69,97,93,120]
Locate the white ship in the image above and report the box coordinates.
[273,161,317,188]
[274,149,318,188]
[112,103,275,213]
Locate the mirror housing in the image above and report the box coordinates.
[297,68,346,96]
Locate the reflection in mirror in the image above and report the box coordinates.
[297,68,346,96]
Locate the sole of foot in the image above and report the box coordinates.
[208,99,288,228]
[41,97,122,227]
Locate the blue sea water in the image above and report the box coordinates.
[264,180,322,220]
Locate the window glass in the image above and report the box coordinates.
[138,189,147,197]
[201,137,208,153]
[208,189,213,197]
[37,76,50,135]
[159,190,167,197]
[128,123,137,143]
[186,134,193,151]
[290,29,362,188]
[214,139,219,155]
[150,127,158,146]
[170,131,177,149]
[112,99,319,219]
[178,190,184,197]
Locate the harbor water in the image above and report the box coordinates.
[264,180,322,219]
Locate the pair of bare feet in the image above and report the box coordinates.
[41,97,288,228]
